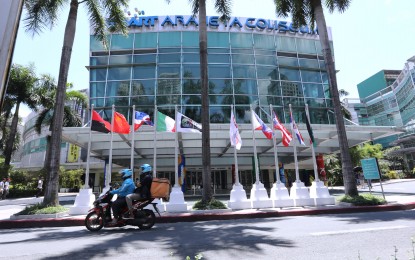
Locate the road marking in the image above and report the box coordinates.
[310,225,408,236]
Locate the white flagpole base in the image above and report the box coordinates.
[68,188,96,215]
[165,186,188,212]
[227,184,251,210]
[289,181,314,207]
[270,182,294,208]
[250,182,273,209]
[309,181,336,206]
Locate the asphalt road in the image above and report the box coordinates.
[0,209,414,260]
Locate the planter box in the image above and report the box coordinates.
[59,188,69,193]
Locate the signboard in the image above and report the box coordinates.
[67,144,80,163]
[361,158,381,180]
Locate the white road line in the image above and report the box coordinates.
[310,226,408,236]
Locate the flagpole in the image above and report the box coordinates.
[269,104,280,184]
[231,105,240,185]
[174,105,179,188]
[108,104,115,188]
[130,105,135,177]
[84,104,94,189]
[153,105,157,177]
[306,104,319,182]
[251,105,260,185]
[289,104,300,182]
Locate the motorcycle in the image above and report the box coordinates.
[85,188,161,232]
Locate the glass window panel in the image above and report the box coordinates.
[157,78,181,94]
[233,79,257,95]
[296,39,316,54]
[183,95,201,105]
[133,66,156,79]
[253,34,275,49]
[208,53,230,63]
[276,36,296,52]
[255,55,276,66]
[278,57,298,67]
[183,53,200,63]
[90,68,107,81]
[231,48,253,54]
[307,107,329,124]
[106,97,129,107]
[158,48,180,53]
[209,95,233,105]
[90,56,108,66]
[210,106,228,123]
[315,41,322,55]
[235,105,253,123]
[158,54,181,63]
[281,81,303,96]
[233,65,256,78]
[106,81,130,97]
[107,67,131,80]
[280,68,301,81]
[282,97,304,107]
[232,54,254,64]
[321,72,328,84]
[257,66,279,80]
[256,49,276,56]
[182,106,201,122]
[183,79,201,94]
[208,48,230,54]
[183,65,200,78]
[131,96,154,106]
[159,32,181,47]
[235,95,256,105]
[110,34,133,50]
[259,96,283,106]
[323,84,331,99]
[91,98,105,108]
[182,47,199,53]
[208,65,231,78]
[301,70,322,83]
[305,98,327,108]
[182,31,199,47]
[90,35,106,51]
[156,95,180,106]
[158,65,180,78]
[131,80,155,95]
[135,32,157,49]
[209,79,233,94]
[109,55,132,65]
[319,59,325,69]
[303,83,324,98]
[133,54,156,64]
[230,33,252,48]
[207,32,229,47]
[258,80,281,95]
[90,82,106,98]
[299,59,319,69]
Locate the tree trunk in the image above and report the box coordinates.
[43,0,78,206]
[3,101,20,175]
[312,0,358,196]
[198,0,213,203]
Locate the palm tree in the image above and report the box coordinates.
[24,0,129,206]
[274,0,357,196]
[2,64,39,175]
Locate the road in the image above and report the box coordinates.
[0,209,414,260]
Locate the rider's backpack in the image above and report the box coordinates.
[150,178,171,201]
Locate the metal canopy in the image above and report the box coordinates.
[62,124,402,171]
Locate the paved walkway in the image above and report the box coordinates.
[0,179,414,229]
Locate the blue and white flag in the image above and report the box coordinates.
[134,111,154,131]
[289,109,305,146]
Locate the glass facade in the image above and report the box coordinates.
[89,28,334,126]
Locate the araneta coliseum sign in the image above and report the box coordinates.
[126,15,320,36]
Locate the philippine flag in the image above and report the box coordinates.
[134,111,154,131]
[289,110,305,146]
[252,110,273,140]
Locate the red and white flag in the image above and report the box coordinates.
[230,110,242,150]
[272,110,292,147]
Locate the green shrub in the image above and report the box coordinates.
[16,203,67,215]
[339,194,386,206]
[8,189,37,198]
[384,170,399,180]
[192,199,227,210]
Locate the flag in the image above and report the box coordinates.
[156,111,176,132]
[113,111,131,134]
[176,112,202,133]
[252,110,273,139]
[289,110,305,145]
[305,113,316,146]
[230,110,242,150]
[134,111,154,131]
[91,110,111,133]
[272,111,292,147]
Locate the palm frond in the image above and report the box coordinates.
[214,0,232,22]
[325,0,351,13]
[35,109,52,134]
[24,0,65,35]
[63,106,82,127]
[84,0,107,47]
[273,0,291,18]
[188,0,199,16]
[103,0,128,35]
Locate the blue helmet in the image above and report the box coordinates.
[119,169,132,179]
[140,164,152,174]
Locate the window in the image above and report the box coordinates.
[106,81,130,97]
[253,34,275,49]
[133,66,156,79]
[135,32,157,49]
[301,70,322,83]
[90,68,107,81]
[131,80,155,95]
[182,31,199,47]
[230,33,252,48]
[280,68,301,81]
[296,39,317,54]
[111,34,133,50]
[107,67,131,80]
[90,82,106,98]
[276,36,296,52]
[159,32,181,47]
[233,65,256,78]
[208,32,229,47]
[208,65,231,78]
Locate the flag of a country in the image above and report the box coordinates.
[113,111,131,134]
[91,110,111,133]
[156,111,176,132]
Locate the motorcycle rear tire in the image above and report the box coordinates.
[138,209,156,230]
[85,212,104,231]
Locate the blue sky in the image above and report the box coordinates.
[12,0,415,117]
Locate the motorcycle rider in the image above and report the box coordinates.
[109,169,135,224]
[126,164,153,218]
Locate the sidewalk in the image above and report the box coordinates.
[0,180,414,229]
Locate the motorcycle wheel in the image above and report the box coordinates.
[138,209,156,230]
[85,212,104,231]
